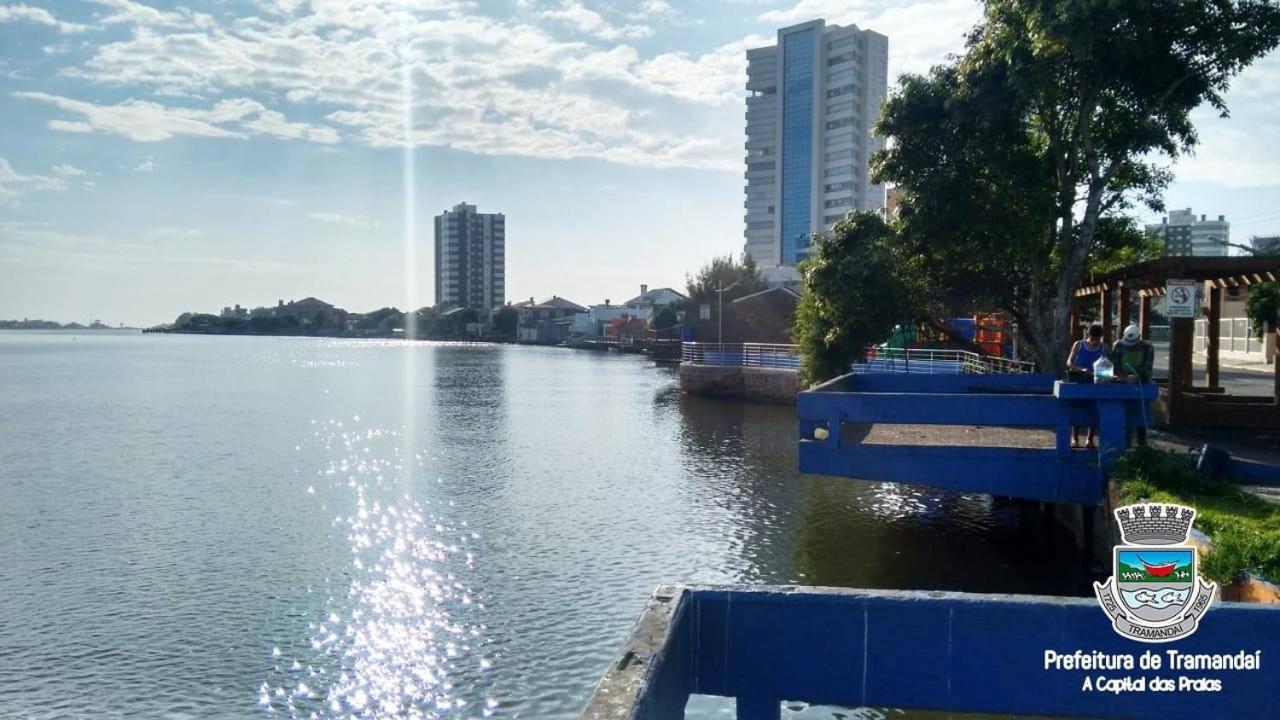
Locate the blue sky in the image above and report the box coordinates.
[2,0,1279,326]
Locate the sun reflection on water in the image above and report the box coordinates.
[262,419,493,718]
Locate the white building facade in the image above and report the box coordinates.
[744,19,889,268]
[434,202,506,309]
[1145,208,1230,257]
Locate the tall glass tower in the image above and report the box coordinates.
[744,20,888,269]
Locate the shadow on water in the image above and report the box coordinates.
[671,392,1093,598]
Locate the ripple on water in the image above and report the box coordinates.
[260,419,494,719]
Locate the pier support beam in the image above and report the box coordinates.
[1208,286,1222,390]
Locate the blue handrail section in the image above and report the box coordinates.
[583,585,1280,719]
[796,373,1158,505]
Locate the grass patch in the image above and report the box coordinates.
[1113,446,1280,585]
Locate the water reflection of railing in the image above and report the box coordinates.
[680,342,799,369]
[856,347,1036,375]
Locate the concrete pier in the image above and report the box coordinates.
[678,365,799,403]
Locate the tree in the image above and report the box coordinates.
[793,213,923,386]
[1246,283,1280,340]
[684,252,767,317]
[651,305,680,339]
[874,0,1280,374]
[491,305,518,339]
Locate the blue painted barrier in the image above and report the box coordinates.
[797,374,1157,505]
[584,585,1280,719]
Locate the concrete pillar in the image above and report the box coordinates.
[1118,287,1131,334]
[1169,317,1192,420]
[1207,286,1221,390]
[1274,324,1280,406]
[1099,287,1113,346]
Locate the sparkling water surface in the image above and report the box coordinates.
[0,332,1086,718]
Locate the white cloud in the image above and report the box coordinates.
[147,227,204,238]
[15,92,341,145]
[51,163,89,177]
[1170,55,1280,189]
[758,0,981,79]
[0,156,69,206]
[0,3,89,33]
[37,0,752,170]
[87,0,214,30]
[135,156,156,172]
[539,0,651,39]
[307,212,382,228]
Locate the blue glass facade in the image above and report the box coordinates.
[780,28,814,265]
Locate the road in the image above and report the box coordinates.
[1150,341,1274,396]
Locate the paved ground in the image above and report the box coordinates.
[1151,340,1274,396]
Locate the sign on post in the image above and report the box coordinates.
[1164,279,1198,318]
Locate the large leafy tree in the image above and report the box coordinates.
[794,213,923,385]
[684,252,768,314]
[874,0,1280,374]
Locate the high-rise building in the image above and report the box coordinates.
[1251,235,1280,255]
[1145,209,1229,257]
[744,19,889,268]
[434,202,505,309]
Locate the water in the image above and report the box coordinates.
[0,332,1086,718]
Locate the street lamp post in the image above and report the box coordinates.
[715,280,741,346]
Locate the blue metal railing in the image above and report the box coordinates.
[797,374,1157,505]
[681,343,799,369]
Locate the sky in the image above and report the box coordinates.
[1,0,1279,326]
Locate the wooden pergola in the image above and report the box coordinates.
[1074,255,1280,428]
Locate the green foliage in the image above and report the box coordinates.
[491,305,518,339]
[1114,447,1280,584]
[1245,282,1280,340]
[684,252,767,315]
[793,213,922,386]
[873,0,1280,373]
[651,305,679,335]
[1089,220,1166,275]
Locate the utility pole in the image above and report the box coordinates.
[716,280,741,345]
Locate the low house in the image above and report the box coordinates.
[687,285,800,344]
[514,296,587,344]
[573,301,642,338]
[623,284,688,319]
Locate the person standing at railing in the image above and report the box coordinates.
[1065,324,1107,449]
[1110,324,1155,446]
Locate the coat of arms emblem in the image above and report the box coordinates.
[1094,503,1216,643]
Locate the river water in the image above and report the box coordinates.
[0,332,1085,718]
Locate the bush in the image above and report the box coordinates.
[1113,446,1280,584]
[793,212,921,386]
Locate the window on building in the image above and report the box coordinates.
[825,165,853,178]
[826,99,856,115]
[824,197,852,209]
[827,50,855,67]
[826,83,855,98]
[824,181,854,193]
[826,117,855,131]
[747,161,775,172]
[747,220,774,230]
[825,148,854,162]
[827,36,857,51]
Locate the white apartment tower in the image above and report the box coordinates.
[434,202,506,309]
[1144,208,1230,257]
[744,19,889,268]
